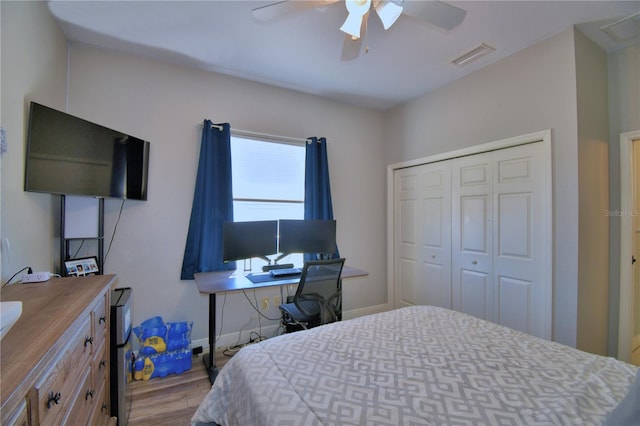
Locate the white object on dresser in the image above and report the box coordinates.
[0,301,22,339]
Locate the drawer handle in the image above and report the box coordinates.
[84,336,94,347]
[99,316,107,324]
[99,359,107,369]
[47,391,61,408]
[472,260,478,265]
[85,389,95,401]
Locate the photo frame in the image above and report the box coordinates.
[64,256,100,277]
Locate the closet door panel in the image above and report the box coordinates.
[497,193,531,258]
[399,258,418,305]
[452,153,493,320]
[493,142,550,339]
[459,269,491,319]
[422,262,447,307]
[419,162,452,308]
[460,196,490,254]
[422,198,444,248]
[497,276,532,334]
[395,169,419,307]
[398,198,418,260]
[421,198,448,307]
[395,162,451,309]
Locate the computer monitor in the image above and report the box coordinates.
[278,219,337,256]
[222,220,278,262]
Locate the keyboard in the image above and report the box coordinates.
[269,267,302,277]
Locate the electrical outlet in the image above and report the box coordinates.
[273,295,281,307]
[261,297,269,312]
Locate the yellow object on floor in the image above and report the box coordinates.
[134,356,155,381]
[142,335,166,354]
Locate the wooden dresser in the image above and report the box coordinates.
[0,275,116,425]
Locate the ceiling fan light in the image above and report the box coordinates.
[375,1,402,30]
[345,0,371,15]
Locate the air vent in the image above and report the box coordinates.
[601,12,640,42]
[450,43,496,67]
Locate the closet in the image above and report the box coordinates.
[393,135,551,339]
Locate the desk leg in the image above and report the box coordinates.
[203,293,218,385]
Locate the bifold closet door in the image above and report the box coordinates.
[394,161,452,309]
[451,142,550,339]
[393,140,550,339]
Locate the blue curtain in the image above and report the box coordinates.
[305,137,340,259]
[181,120,234,279]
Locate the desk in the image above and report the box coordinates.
[194,266,368,384]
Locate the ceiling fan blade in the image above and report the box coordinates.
[399,0,466,30]
[252,0,340,22]
[341,11,368,61]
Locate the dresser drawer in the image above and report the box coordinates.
[34,316,92,425]
[89,371,111,426]
[93,338,108,391]
[62,368,93,425]
[92,293,109,345]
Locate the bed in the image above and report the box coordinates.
[192,306,639,425]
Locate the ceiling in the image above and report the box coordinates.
[48,1,640,111]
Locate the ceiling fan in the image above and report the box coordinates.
[252,0,467,60]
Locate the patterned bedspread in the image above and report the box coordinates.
[191,306,638,425]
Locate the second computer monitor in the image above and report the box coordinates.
[278,219,336,256]
[222,220,278,262]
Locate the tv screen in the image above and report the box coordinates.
[278,219,336,255]
[24,102,150,200]
[223,220,278,262]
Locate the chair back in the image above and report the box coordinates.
[294,258,346,325]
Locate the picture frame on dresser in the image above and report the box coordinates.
[64,256,100,277]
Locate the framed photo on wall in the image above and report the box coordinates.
[65,256,100,277]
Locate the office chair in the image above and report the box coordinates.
[279,258,346,331]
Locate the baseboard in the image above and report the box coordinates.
[193,304,391,354]
[341,303,389,320]
[191,323,281,354]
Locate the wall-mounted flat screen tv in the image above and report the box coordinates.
[24,102,150,200]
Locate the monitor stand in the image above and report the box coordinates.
[242,258,252,272]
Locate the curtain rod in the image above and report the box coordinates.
[200,123,321,145]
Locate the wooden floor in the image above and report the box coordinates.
[128,351,229,426]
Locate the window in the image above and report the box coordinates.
[230,136,305,267]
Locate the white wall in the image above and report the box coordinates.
[64,45,387,343]
[575,29,610,355]
[384,28,583,348]
[1,2,68,283]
